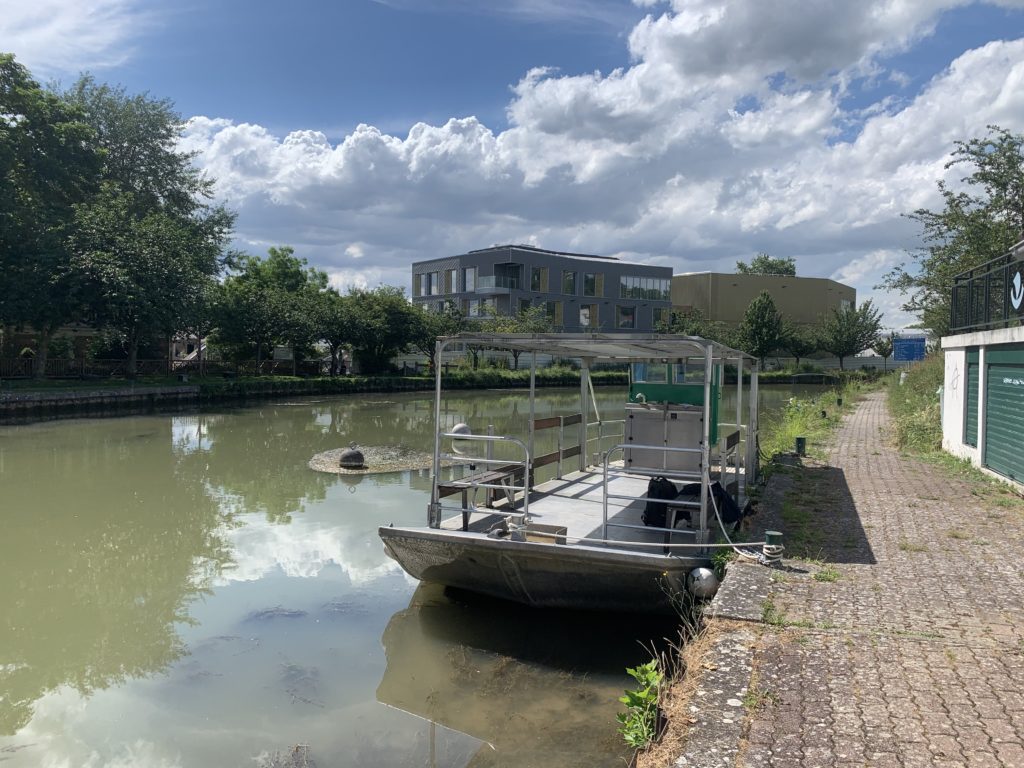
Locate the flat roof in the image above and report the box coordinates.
[437,332,754,362]
[468,244,619,261]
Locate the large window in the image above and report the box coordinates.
[463,267,476,292]
[580,304,598,328]
[616,305,636,329]
[562,270,576,295]
[447,268,458,293]
[619,275,670,300]
[545,300,563,326]
[583,272,602,297]
[531,266,548,292]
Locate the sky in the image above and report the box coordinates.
[5,0,1024,329]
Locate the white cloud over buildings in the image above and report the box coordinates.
[7,0,1024,327]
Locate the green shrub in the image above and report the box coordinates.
[888,355,944,452]
[617,660,663,749]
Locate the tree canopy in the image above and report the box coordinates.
[819,301,882,370]
[735,291,786,366]
[735,253,797,276]
[0,54,102,374]
[881,125,1024,338]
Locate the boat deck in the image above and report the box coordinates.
[438,468,704,549]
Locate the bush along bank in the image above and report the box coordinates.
[197,367,627,401]
[757,379,872,461]
[0,367,630,417]
[887,354,943,453]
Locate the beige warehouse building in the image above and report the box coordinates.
[670,273,855,326]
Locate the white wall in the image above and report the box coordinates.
[941,347,974,461]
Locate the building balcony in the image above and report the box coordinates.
[475,276,522,294]
[950,240,1024,335]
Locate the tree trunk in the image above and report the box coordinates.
[33,327,53,379]
[838,356,845,371]
[127,331,139,379]
[197,334,205,378]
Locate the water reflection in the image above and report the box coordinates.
[0,386,816,766]
[0,419,235,736]
[378,584,677,768]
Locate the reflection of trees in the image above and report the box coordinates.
[0,421,234,735]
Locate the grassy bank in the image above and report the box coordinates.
[1,366,629,403]
[757,379,871,461]
[887,354,943,452]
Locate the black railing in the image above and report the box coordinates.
[950,240,1024,334]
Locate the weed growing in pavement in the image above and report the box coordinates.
[812,564,841,582]
[898,539,928,552]
[742,681,779,711]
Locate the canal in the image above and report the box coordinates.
[0,385,824,767]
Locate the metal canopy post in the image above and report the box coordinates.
[700,343,713,545]
[529,351,537,488]
[579,357,591,471]
[736,355,744,497]
[429,338,447,528]
[747,361,760,486]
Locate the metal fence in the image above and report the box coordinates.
[950,240,1024,334]
[0,358,329,379]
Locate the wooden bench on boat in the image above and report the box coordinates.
[437,463,527,531]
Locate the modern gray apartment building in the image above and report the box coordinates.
[410,245,672,332]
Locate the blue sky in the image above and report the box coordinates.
[5,0,1024,328]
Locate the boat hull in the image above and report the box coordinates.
[379,525,706,614]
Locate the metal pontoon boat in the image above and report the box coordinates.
[378,333,762,614]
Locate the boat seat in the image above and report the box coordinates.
[438,463,526,531]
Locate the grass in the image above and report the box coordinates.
[758,379,875,461]
[887,357,1024,507]
[897,539,929,553]
[812,564,841,582]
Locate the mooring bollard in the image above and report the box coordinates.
[795,436,806,455]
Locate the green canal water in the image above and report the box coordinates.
[0,385,824,767]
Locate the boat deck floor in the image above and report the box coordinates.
[438,468,704,548]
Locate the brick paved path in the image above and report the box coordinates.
[740,391,1024,768]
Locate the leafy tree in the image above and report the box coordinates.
[478,305,553,369]
[819,301,883,370]
[873,333,895,371]
[781,323,819,367]
[410,302,467,371]
[215,246,326,370]
[315,289,354,376]
[60,75,234,376]
[177,279,222,377]
[735,291,786,367]
[346,286,418,373]
[881,125,1024,337]
[67,185,231,376]
[0,54,101,376]
[654,307,728,343]
[735,253,796,276]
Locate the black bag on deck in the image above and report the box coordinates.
[642,476,678,528]
[678,481,743,525]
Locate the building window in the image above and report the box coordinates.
[619,276,670,300]
[562,271,576,295]
[463,267,476,292]
[545,301,563,326]
[531,267,549,292]
[519,298,532,313]
[467,299,480,317]
[617,305,636,329]
[583,272,603,297]
[580,304,598,328]
[447,268,458,293]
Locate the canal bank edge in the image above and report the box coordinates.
[0,370,629,419]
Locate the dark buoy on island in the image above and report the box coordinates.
[339,442,367,469]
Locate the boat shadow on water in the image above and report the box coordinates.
[376,583,680,768]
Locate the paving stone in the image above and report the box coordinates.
[670,393,1024,768]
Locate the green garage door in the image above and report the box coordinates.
[985,347,1024,482]
[965,350,979,447]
